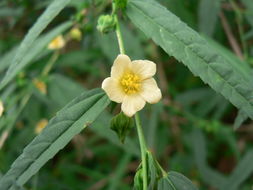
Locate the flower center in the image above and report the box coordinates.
[120,73,141,95]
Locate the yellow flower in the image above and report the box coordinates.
[35,119,48,134]
[70,28,82,41]
[102,54,162,117]
[0,100,4,117]
[48,35,65,50]
[33,78,47,94]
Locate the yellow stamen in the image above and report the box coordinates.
[120,72,141,95]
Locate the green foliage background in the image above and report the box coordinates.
[0,0,253,189]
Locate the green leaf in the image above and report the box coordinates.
[126,0,253,119]
[0,0,71,90]
[0,89,110,190]
[48,74,86,108]
[158,172,198,190]
[241,0,253,27]
[191,129,227,189]
[198,0,221,36]
[0,21,71,86]
[233,110,248,130]
[221,150,253,190]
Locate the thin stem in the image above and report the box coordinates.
[135,113,148,190]
[42,50,60,76]
[115,16,125,54]
[112,1,125,54]
[112,2,147,189]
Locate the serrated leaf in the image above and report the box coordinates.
[126,0,253,119]
[158,171,198,190]
[0,89,110,190]
[0,0,71,90]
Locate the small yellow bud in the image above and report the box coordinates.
[0,100,4,117]
[35,119,48,134]
[33,78,47,95]
[70,28,82,41]
[48,35,65,50]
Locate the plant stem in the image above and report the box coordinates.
[135,113,148,190]
[115,16,125,54]
[42,50,60,76]
[112,2,147,189]
[112,2,125,55]
[115,15,125,54]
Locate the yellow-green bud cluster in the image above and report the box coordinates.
[97,14,116,34]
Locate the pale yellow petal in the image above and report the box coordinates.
[48,35,65,50]
[132,60,156,80]
[140,78,162,104]
[102,77,125,103]
[111,54,132,78]
[121,95,146,117]
[0,101,4,117]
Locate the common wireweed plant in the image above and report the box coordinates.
[0,0,253,189]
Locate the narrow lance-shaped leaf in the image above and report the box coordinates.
[126,0,253,119]
[221,150,253,190]
[0,21,71,75]
[0,89,110,190]
[191,129,227,189]
[0,0,71,90]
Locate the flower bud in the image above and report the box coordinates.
[70,28,82,41]
[33,78,47,95]
[35,119,48,134]
[48,35,65,50]
[97,14,116,34]
[110,112,133,143]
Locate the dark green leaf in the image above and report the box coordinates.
[0,89,110,190]
[0,0,72,89]
[126,0,253,119]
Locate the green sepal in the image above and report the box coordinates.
[133,167,143,190]
[110,112,134,143]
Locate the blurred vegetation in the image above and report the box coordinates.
[0,0,253,189]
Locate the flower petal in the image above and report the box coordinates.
[111,54,132,78]
[132,60,156,80]
[140,78,162,104]
[102,77,125,103]
[121,95,146,117]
